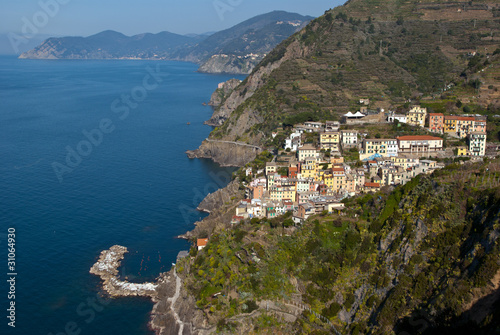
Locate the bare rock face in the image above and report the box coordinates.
[186,140,261,167]
[197,179,241,213]
[199,55,262,75]
[207,78,242,108]
[150,271,210,335]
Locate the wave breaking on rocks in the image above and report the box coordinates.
[90,245,158,297]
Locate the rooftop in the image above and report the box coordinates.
[364,182,380,187]
[397,135,443,141]
[197,238,208,247]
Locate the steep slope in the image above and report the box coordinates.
[194,0,500,165]
[179,159,500,334]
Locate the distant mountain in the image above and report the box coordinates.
[176,11,313,66]
[0,33,55,55]
[194,11,313,74]
[19,30,199,60]
[19,11,313,74]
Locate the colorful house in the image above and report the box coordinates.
[428,113,444,134]
[397,135,443,154]
[406,106,427,127]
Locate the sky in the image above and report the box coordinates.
[1,0,346,37]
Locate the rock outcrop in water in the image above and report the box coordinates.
[90,245,158,297]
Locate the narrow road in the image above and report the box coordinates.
[204,138,262,150]
[168,269,184,335]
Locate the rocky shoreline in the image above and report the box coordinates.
[89,245,158,297]
[90,176,244,334]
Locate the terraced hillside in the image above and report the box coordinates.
[198,0,499,160]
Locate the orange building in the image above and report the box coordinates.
[428,113,444,134]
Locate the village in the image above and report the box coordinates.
[221,104,490,230]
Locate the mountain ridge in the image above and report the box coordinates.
[19,11,314,74]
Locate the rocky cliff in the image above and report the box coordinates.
[186,140,262,167]
[198,55,263,75]
[204,37,311,128]
[197,179,241,213]
[207,78,242,108]
[150,269,210,335]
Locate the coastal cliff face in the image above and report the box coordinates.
[186,140,262,167]
[204,38,309,129]
[198,55,263,75]
[197,179,241,213]
[207,78,242,108]
[183,178,244,239]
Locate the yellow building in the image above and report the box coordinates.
[300,158,318,179]
[323,172,335,189]
[320,132,340,151]
[390,156,419,169]
[331,167,347,191]
[407,106,427,127]
[362,138,398,157]
[269,186,297,202]
[444,117,457,134]
[444,116,475,138]
[456,146,468,156]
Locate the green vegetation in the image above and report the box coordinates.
[183,159,500,333]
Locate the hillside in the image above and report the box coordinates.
[192,0,500,165]
[178,11,312,74]
[177,159,500,334]
[19,11,312,74]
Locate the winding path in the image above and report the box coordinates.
[168,269,184,335]
[204,138,262,150]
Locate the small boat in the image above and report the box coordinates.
[187,122,191,125]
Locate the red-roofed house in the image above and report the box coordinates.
[397,135,443,154]
[364,182,380,192]
[197,238,208,250]
[444,116,475,138]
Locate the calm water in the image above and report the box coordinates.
[0,56,243,335]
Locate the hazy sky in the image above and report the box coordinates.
[2,0,346,37]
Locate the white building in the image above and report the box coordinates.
[298,144,319,161]
[341,130,358,147]
[284,131,302,151]
[468,132,487,156]
[296,179,311,193]
[387,113,407,124]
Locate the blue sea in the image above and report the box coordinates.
[0,56,243,335]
